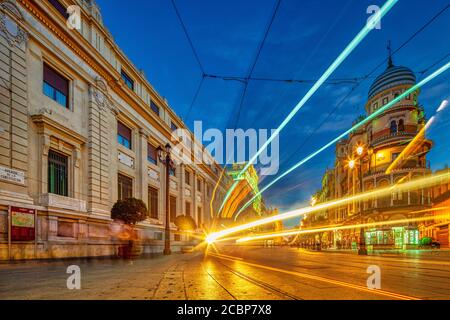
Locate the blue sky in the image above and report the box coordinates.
[97,0,450,222]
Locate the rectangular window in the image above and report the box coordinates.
[171,121,178,132]
[121,70,134,90]
[169,167,176,177]
[148,186,158,219]
[185,171,191,185]
[118,174,133,200]
[382,97,389,105]
[48,0,69,19]
[147,143,157,165]
[43,63,69,108]
[150,101,160,116]
[185,201,191,216]
[169,196,177,222]
[197,178,202,192]
[48,150,68,197]
[117,121,132,149]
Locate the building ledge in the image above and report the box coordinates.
[39,193,87,212]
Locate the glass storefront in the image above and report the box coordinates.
[365,227,419,247]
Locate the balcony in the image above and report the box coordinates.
[371,131,416,146]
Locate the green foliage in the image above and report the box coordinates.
[420,237,432,246]
[111,198,148,225]
[174,215,197,231]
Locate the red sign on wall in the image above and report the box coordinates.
[10,207,35,241]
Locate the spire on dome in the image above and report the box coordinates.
[387,40,393,68]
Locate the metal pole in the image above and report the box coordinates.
[163,154,171,255]
[358,157,367,255]
[8,206,11,261]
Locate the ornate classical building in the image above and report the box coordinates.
[302,55,434,250]
[0,0,228,260]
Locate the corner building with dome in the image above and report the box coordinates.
[302,56,434,250]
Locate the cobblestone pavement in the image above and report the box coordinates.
[1,246,450,300]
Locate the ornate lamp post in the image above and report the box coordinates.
[349,144,370,255]
[355,145,367,255]
[157,143,175,255]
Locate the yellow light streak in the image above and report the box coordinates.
[205,172,450,243]
[386,100,447,174]
[237,209,450,243]
[207,252,420,300]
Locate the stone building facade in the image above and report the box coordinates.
[301,57,435,250]
[0,0,228,260]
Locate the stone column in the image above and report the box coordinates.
[138,129,149,205]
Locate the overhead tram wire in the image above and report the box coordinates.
[170,0,208,121]
[230,0,282,128]
[233,59,450,220]
[252,3,450,200]
[217,0,283,217]
[218,0,399,214]
[171,0,206,75]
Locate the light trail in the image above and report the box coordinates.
[208,253,420,300]
[234,60,450,220]
[236,209,450,243]
[205,171,450,243]
[386,100,448,174]
[218,0,399,213]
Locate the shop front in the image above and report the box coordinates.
[365,226,419,250]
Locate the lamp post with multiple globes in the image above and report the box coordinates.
[348,144,372,255]
[157,143,175,256]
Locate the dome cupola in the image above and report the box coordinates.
[368,44,416,99]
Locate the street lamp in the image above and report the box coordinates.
[348,144,368,255]
[157,143,175,255]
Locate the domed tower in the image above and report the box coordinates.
[360,50,433,249]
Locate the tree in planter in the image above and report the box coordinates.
[111,198,148,258]
[174,215,197,231]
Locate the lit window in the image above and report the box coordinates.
[121,70,134,90]
[117,121,132,149]
[43,63,69,108]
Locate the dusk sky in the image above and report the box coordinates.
[96,0,450,223]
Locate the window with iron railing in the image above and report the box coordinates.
[48,150,68,197]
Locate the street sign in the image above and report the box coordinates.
[10,206,36,241]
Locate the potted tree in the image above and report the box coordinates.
[111,198,148,258]
[174,215,197,253]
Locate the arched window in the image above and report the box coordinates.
[398,119,405,132]
[390,120,397,134]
